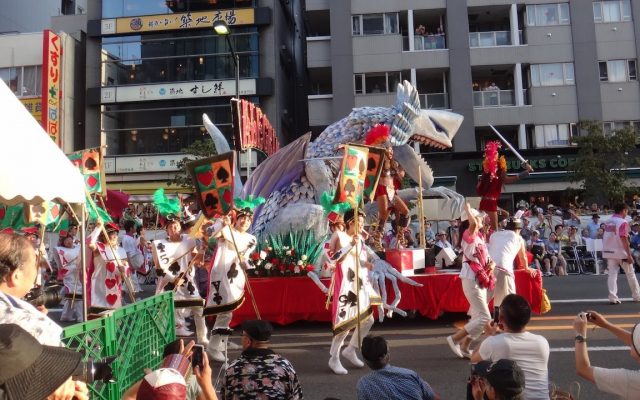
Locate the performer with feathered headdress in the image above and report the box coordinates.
[202,195,264,362]
[476,141,531,233]
[365,124,410,251]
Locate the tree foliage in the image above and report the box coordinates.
[569,120,638,205]
[167,139,217,191]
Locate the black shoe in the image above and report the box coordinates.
[609,300,622,305]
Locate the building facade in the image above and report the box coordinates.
[306,0,640,209]
[50,0,308,196]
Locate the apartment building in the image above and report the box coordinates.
[306,0,640,208]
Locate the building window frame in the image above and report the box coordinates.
[530,63,575,87]
[351,12,400,36]
[602,120,640,136]
[525,3,571,27]
[533,123,577,148]
[593,0,632,23]
[0,65,42,97]
[598,59,637,82]
[354,71,407,95]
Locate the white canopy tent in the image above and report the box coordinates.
[0,80,84,205]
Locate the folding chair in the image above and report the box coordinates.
[562,245,584,275]
[575,245,595,274]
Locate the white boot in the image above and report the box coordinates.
[341,345,364,368]
[194,312,209,346]
[175,324,194,337]
[206,335,227,362]
[328,356,348,375]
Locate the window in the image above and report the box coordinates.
[534,124,577,148]
[593,0,632,22]
[354,71,409,94]
[599,60,637,82]
[530,63,575,86]
[526,3,570,26]
[0,66,41,97]
[603,121,640,136]
[352,13,399,36]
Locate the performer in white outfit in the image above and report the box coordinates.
[488,216,537,320]
[204,203,259,362]
[55,230,83,322]
[153,217,207,343]
[308,209,346,294]
[88,221,127,316]
[121,219,143,295]
[328,209,381,375]
[446,203,495,359]
[602,203,640,304]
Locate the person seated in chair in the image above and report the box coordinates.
[434,231,456,268]
[528,231,553,276]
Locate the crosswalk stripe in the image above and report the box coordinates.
[531,314,640,321]
[552,298,636,303]
[550,346,629,352]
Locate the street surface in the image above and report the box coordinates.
[52,274,640,399]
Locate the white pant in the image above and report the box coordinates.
[212,311,233,331]
[329,315,374,357]
[492,270,515,307]
[462,277,491,340]
[61,296,84,322]
[606,259,640,302]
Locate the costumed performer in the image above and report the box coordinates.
[487,213,537,321]
[328,208,381,375]
[446,203,495,359]
[87,221,126,315]
[365,125,410,251]
[476,141,532,233]
[203,196,262,362]
[153,215,207,343]
[122,219,143,296]
[54,229,83,322]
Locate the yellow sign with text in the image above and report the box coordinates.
[114,8,255,34]
[20,97,42,121]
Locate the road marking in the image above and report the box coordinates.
[531,314,640,321]
[551,346,629,352]
[529,324,635,331]
[552,298,636,303]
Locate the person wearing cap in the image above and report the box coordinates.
[587,214,600,239]
[153,217,207,343]
[0,324,89,400]
[546,232,567,276]
[308,210,346,294]
[434,230,455,268]
[357,335,439,400]
[602,203,640,304]
[567,225,583,246]
[0,233,64,346]
[528,231,552,276]
[573,311,640,399]
[221,320,303,399]
[122,219,143,297]
[328,208,380,375]
[447,203,495,359]
[54,229,83,322]
[471,294,550,400]
[87,220,127,315]
[488,217,537,320]
[470,359,526,400]
[203,204,259,362]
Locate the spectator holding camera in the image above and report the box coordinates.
[0,323,89,400]
[573,311,640,399]
[0,232,63,346]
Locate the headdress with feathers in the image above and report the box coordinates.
[233,195,266,217]
[320,191,351,225]
[153,188,181,220]
[364,124,391,147]
[482,141,506,180]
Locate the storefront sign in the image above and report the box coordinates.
[20,97,42,121]
[101,79,256,103]
[105,154,185,174]
[232,99,279,156]
[101,8,255,35]
[42,30,62,147]
[467,157,577,172]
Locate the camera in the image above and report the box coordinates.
[579,312,592,320]
[23,285,63,308]
[72,356,117,384]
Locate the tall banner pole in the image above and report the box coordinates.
[418,166,426,249]
[80,204,87,320]
[354,200,361,350]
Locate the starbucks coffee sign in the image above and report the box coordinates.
[467,157,577,172]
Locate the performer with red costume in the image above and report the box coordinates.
[366,125,410,251]
[54,230,83,322]
[87,221,126,315]
[477,141,532,233]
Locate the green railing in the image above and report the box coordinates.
[62,292,175,400]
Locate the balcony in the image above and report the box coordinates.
[420,92,449,109]
[403,34,446,51]
[468,30,523,47]
[473,90,523,107]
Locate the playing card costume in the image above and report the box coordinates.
[152,226,207,343]
[87,223,126,314]
[328,210,381,375]
[54,231,83,322]
[204,196,262,363]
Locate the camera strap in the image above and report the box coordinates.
[5,294,22,309]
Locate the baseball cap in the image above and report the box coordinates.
[592,214,600,220]
[136,368,187,400]
[21,226,38,236]
[461,207,485,222]
[0,324,82,400]
[437,230,447,236]
[473,359,525,398]
[242,320,273,342]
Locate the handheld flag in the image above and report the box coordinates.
[188,152,236,218]
[68,147,106,196]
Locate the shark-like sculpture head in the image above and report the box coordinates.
[411,109,463,150]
